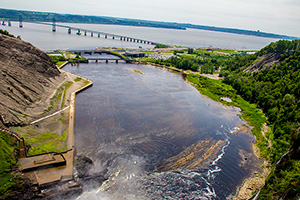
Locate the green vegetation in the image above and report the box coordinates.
[143,48,238,73]
[0,131,17,179]
[61,81,73,107]
[0,8,185,30]
[45,81,73,112]
[24,131,67,156]
[220,39,300,199]
[74,77,82,82]
[186,74,266,142]
[12,122,69,156]
[0,29,15,38]
[131,69,142,74]
[47,53,86,66]
[144,40,300,199]
[154,44,170,48]
[0,131,20,196]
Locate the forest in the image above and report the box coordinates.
[221,40,300,199]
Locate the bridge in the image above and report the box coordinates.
[69,49,131,63]
[0,19,158,46]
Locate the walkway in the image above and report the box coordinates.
[30,106,70,125]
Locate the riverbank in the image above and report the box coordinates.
[14,50,265,199]
[5,62,94,198]
[140,61,268,199]
[50,50,267,199]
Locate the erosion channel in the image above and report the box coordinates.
[62,58,262,200]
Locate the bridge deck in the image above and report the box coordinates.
[86,58,122,60]
[25,21,157,45]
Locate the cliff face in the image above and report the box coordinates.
[0,33,64,126]
[243,52,281,73]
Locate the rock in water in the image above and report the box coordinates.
[76,156,94,178]
[0,33,64,126]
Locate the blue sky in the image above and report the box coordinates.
[1,0,300,36]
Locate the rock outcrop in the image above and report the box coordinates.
[244,52,281,73]
[0,33,64,126]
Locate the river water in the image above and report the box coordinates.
[2,22,278,50]
[3,22,265,199]
[62,59,262,200]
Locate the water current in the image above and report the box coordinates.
[62,57,262,200]
[2,22,267,199]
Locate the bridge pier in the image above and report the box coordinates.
[77,29,81,35]
[116,60,118,64]
[98,33,100,37]
[91,32,93,37]
[52,17,56,32]
[120,37,122,40]
[84,31,87,36]
[8,21,11,26]
[19,15,23,28]
[130,38,132,42]
[106,60,108,63]
[112,36,115,39]
[68,28,71,34]
[105,35,107,39]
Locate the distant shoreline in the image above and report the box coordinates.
[0,8,298,40]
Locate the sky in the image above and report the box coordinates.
[1,0,300,37]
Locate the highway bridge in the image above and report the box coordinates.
[0,19,158,46]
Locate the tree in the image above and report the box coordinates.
[188,48,194,54]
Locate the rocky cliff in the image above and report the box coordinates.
[0,33,64,126]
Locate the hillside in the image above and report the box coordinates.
[0,32,64,127]
[221,40,300,199]
[0,8,298,39]
[140,41,300,198]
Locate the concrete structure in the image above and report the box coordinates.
[70,49,130,63]
[19,153,66,173]
[12,21,157,45]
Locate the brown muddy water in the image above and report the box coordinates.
[62,59,262,200]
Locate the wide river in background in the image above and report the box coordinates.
[2,22,279,50]
[62,60,262,200]
[3,22,266,199]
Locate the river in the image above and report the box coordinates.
[2,22,279,50]
[3,22,265,199]
[62,59,262,200]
